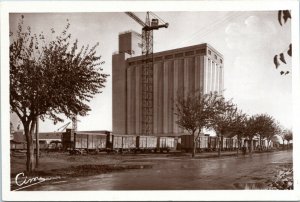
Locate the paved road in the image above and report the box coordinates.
[24,150,292,190]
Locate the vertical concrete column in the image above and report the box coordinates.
[207,58,211,93]
[195,56,201,92]
[210,59,213,92]
[184,58,189,98]
[157,63,164,134]
[126,66,136,135]
[112,53,127,135]
[163,61,169,134]
[211,61,215,92]
[215,64,219,93]
[173,60,179,133]
[220,66,224,94]
[135,66,141,135]
[168,61,174,134]
[177,59,184,134]
[126,67,131,134]
[200,56,204,92]
[203,56,207,94]
[188,58,195,94]
[153,63,159,134]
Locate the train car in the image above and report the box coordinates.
[75,133,107,151]
[62,129,111,154]
[221,137,227,150]
[157,136,175,152]
[136,136,158,152]
[180,135,209,152]
[112,135,136,153]
[233,138,239,149]
[198,136,209,151]
[208,136,219,151]
[33,140,49,150]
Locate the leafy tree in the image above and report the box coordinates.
[243,115,260,154]
[228,110,247,156]
[265,121,281,150]
[278,129,286,150]
[207,96,236,157]
[253,114,277,150]
[271,135,281,148]
[284,129,293,149]
[175,91,218,157]
[10,16,109,172]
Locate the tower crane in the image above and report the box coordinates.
[71,115,77,132]
[125,12,169,135]
[54,121,71,133]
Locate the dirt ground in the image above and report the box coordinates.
[10,149,292,190]
[10,150,246,176]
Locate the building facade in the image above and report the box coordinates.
[113,31,224,137]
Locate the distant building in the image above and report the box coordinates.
[112,31,224,137]
[34,132,62,144]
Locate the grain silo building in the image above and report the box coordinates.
[112,31,224,137]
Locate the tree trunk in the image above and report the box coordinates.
[192,134,195,158]
[249,138,253,155]
[24,125,35,173]
[218,135,221,157]
[259,136,261,151]
[236,138,240,156]
[35,116,39,168]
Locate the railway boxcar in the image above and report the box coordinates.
[180,135,209,152]
[157,137,175,152]
[62,129,111,154]
[233,138,239,149]
[198,136,209,151]
[75,133,107,151]
[112,135,136,152]
[136,136,158,152]
[208,136,219,151]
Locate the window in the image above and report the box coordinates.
[214,55,217,60]
[208,50,211,55]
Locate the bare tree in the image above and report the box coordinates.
[10,16,109,172]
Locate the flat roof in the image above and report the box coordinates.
[127,43,223,62]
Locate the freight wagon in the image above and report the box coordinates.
[180,135,240,152]
[135,136,157,153]
[62,129,110,154]
[111,135,136,153]
[180,135,210,152]
[62,129,176,154]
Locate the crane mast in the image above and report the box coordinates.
[71,115,77,132]
[125,12,168,136]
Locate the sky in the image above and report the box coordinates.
[9,11,292,132]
